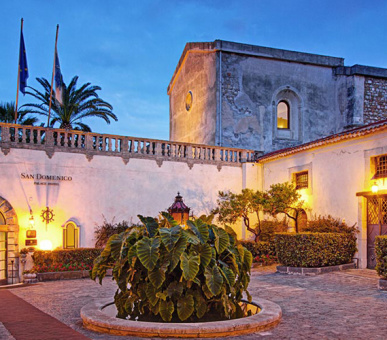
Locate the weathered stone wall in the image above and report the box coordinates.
[364,77,387,123]
[220,52,344,152]
[169,51,217,145]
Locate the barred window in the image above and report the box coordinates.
[295,171,308,189]
[372,155,387,179]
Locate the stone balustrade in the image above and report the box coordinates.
[0,123,257,167]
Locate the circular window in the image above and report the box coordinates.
[185,91,193,112]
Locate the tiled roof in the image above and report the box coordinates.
[257,120,387,162]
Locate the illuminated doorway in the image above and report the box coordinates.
[0,212,7,285]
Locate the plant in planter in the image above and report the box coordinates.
[91,213,253,322]
[19,248,29,256]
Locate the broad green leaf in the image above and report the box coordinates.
[243,248,253,270]
[160,300,174,322]
[169,235,187,272]
[180,253,200,281]
[182,229,200,245]
[107,231,130,260]
[187,220,209,244]
[205,265,223,296]
[194,291,207,319]
[138,215,159,238]
[156,291,168,301]
[151,300,160,315]
[149,267,166,289]
[145,284,159,306]
[220,265,236,287]
[213,227,230,255]
[167,282,184,298]
[159,226,181,251]
[160,212,179,228]
[136,237,160,271]
[225,225,237,239]
[193,243,212,268]
[202,282,214,299]
[177,295,195,321]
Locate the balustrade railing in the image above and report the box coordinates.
[0,123,257,165]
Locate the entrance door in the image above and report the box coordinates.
[367,196,387,268]
[0,231,7,285]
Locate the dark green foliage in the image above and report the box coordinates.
[302,215,357,235]
[0,101,38,125]
[274,233,357,267]
[22,76,117,131]
[94,219,130,248]
[239,240,276,258]
[32,248,102,267]
[375,236,387,279]
[258,219,288,242]
[91,214,252,322]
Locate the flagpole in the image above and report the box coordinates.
[48,24,59,128]
[15,18,23,124]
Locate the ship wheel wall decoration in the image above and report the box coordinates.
[41,207,55,224]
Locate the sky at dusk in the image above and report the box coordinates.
[1,1,387,140]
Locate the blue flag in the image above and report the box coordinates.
[19,30,28,95]
[54,48,63,104]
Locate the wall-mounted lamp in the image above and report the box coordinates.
[371,182,379,194]
[29,209,35,229]
[168,192,190,226]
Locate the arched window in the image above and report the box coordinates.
[277,101,290,129]
[63,221,79,249]
[0,212,5,225]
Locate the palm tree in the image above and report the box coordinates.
[0,101,39,126]
[22,76,117,131]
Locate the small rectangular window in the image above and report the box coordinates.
[372,155,387,179]
[295,171,308,189]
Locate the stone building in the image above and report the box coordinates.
[168,40,387,153]
[2,40,387,284]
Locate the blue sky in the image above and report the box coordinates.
[2,1,387,139]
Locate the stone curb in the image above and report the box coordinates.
[378,278,387,291]
[276,262,356,276]
[81,298,282,338]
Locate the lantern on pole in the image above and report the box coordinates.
[168,192,190,226]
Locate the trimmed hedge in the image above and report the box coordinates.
[375,236,387,279]
[239,240,276,257]
[274,233,357,268]
[32,248,102,267]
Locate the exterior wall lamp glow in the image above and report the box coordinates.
[168,192,190,226]
[371,182,379,194]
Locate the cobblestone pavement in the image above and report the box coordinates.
[11,267,387,340]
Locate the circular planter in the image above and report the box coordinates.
[81,298,282,338]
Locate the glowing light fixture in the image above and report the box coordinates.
[168,192,190,226]
[40,239,53,251]
[29,209,35,228]
[371,182,379,194]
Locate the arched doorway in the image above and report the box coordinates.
[0,197,19,285]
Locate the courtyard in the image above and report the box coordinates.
[0,266,385,340]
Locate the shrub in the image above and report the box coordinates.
[91,213,252,322]
[32,248,102,267]
[29,262,92,273]
[258,219,288,242]
[375,236,387,279]
[302,215,357,235]
[94,218,130,248]
[274,232,357,268]
[239,240,276,258]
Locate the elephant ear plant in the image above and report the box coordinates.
[91,213,253,322]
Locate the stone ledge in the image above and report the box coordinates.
[81,298,282,338]
[378,278,387,291]
[36,270,90,281]
[276,262,356,276]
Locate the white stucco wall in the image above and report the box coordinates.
[0,148,256,252]
[260,130,387,268]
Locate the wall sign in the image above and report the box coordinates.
[25,239,37,246]
[20,173,72,186]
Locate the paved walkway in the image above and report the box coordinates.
[0,290,90,340]
[2,267,386,340]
